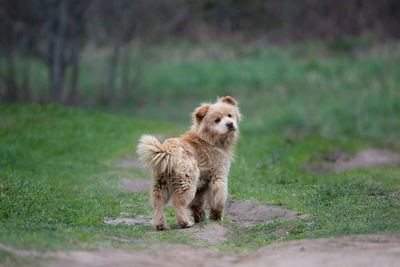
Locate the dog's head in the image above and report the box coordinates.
[192,96,241,145]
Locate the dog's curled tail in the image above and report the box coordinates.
[137,135,171,174]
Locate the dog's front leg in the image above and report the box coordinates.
[208,176,227,221]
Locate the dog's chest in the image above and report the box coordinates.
[196,149,230,189]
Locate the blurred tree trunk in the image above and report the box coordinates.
[67,46,80,105]
[20,59,31,101]
[107,42,120,103]
[61,40,80,105]
[4,52,17,102]
[48,0,67,102]
[121,46,131,101]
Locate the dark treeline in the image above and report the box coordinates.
[1,0,400,105]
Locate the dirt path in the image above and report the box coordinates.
[305,149,400,174]
[109,155,311,245]
[106,148,399,247]
[103,197,308,246]
[236,234,400,267]
[53,149,400,267]
[45,235,400,267]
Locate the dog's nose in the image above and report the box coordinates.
[226,122,234,130]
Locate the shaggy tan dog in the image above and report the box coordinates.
[137,96,240,230]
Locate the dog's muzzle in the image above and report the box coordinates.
[226,122,235,132]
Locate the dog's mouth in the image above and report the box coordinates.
[227,126,236,132]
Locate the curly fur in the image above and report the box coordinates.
[137,96,240,230]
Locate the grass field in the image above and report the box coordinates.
[19,38,400,144]
[1,39,400,264]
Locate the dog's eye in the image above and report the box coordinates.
[215,118,221,123]
[228,114,232,118]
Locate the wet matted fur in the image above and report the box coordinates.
[137,96,241,230]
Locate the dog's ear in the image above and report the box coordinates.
[220,96,237,106]
[193,104,211,124]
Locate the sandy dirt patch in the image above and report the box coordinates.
[43,235,400,267]
[236,234,400,267]
[104,215,152,226]
[104,215,230,246]
[119,178,151,193]
[103,199,305,245]
[179,223,229,245]
[334,149,400,172]
[225,199,308,227]
[114,158,144,169]
[48,244,231,267]
[306,149,400,174]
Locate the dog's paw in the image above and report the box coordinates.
[179,221,194,228]
[193,209,206,223]
[155,224,169,231]
[209,210,223,221]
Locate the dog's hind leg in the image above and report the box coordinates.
[152,174,170,231]
[172,164,199,228]
[208,176,227,221]
[189,187,207,223]
[172,190,195,228]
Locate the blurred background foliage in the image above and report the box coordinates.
[1,0,400,143]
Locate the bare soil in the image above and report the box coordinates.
[334,149,400,172]
[305,149,400,174]
[114,158,144,169]
[43,235,400,267]
[235,234,400,267]
[104,215,152,226]
[179,223,229,245]
[225,199,308,227]
[119,178,151,193]
[48,244,229,267]
[104,199,309,246]
[106,214,229,246]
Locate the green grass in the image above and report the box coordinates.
[79,40,400,146]
[7,39,400,145]
[90,40,396,145]
[0,104,183,253]
[2,39,400,263]
[229,135,400,248]
[1,103,399,257]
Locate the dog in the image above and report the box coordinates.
[137,96,240,230]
